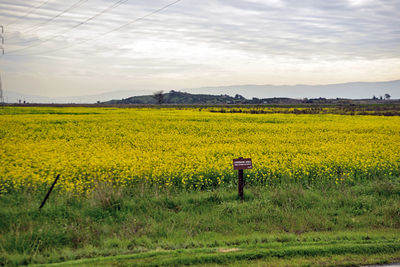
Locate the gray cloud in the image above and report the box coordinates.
[0,0,399,97]
[3,0,399,58]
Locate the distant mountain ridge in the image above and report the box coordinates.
[184,80,400,99]
[4,80,399,104]
[3,90,155,104]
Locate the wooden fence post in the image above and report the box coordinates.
[39,174,60,210]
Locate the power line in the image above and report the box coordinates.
[103,0,182,36]
[5,0,53,27]
[7,0,88,42]
[26,0,88,32]
[7,0,183,57]
[7,0,128,54]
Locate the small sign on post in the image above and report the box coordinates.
[233,157,252,200]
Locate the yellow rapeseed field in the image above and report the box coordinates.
[0,107,399,193]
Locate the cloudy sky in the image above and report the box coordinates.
[0,0,399,98]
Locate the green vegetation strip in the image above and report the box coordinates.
[35,241,400,266]
[1,177,399,266]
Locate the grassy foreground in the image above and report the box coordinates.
[1,177,400,266]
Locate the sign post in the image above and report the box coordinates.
[233,157,252,200]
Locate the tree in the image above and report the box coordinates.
[384,93,391,100]
[153,91,164,105]
[252,97,261,104]
[234,94,245,99]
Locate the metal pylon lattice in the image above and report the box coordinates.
[0,73,3,104]
[0,25,3,55]
[0,25,4,105]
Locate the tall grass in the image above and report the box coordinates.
[0,177,399,266]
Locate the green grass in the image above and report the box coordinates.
[0,177,399,266]
[28,242,400,266]
[196,253,400,267]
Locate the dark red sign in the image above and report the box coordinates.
[233,158,252,170]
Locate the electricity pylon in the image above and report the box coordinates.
[0,25,4,105]
[0,25,3,55]
[0,72,3,105]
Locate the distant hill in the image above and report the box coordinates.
[103,90,399,105]
[104,91,251,105]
